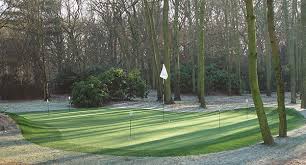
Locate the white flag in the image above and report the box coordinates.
[160,64,168,80]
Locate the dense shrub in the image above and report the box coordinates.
[179,64,193,93]
[99,68,128,100]
[205,64,229,92]
[71,76,109,107]
[179,63,240,94]
[71,68,148,107]
[127,69,148,98]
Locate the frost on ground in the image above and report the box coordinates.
[0,96,71,113]
[0,92,306,165]
[109,91,300,114]
[0,91,299,114]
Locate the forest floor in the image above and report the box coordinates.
[0,92,306,165]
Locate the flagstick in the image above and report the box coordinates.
[47,99,50,115]
[163,79,165,121]
[160,64,168,122]
[130,113,132,139]
[68,96,71,112]
[129,111,133,140]
[219,107,221,128]
[246,99,249,119]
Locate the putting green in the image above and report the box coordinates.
[10,108,305,156]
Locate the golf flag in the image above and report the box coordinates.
[160,64,168,80]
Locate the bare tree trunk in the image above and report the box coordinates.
[267,0,287,137]
[244,0,274,145]
[143,0,162,101]
[198,0,206,108]
[162,0,173,104]
[289,0,297,104]
[263,0,272,97]
[225,0,232,96]
[195,0,201,99]
[301,0,306,108]
[187,0,196,94]
[173,0,181,101]
[232,0,242,95]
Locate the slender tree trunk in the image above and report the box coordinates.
[232,0,242,95]
[263,0,272,97]
[192,49,196,94]
[296,16,302,94]
[198,0,206,108]
[173,0,181,101]
[301,0,306,108]
[298,17,303,99]
[151,53,156,88]
[187,0,196,94]
[265,45,272,97]
[290,0,297,104]
[162,0,173,104]
[35,0,48,101]
[244,0,274,145]
[195,0,201,99]
[225,0,232,96]
[143,0,162,101]
[267,0,287,137]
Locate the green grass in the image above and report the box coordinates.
[9,108,305,157]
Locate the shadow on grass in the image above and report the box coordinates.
[9,108,305,157]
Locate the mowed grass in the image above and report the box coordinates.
[10,108,305,157]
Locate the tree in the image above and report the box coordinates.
[232,0,243,95]
[267,0,287,137]
[173,0,181,101]
[224,0,232,96]
[27,0,49,101]
[162,0,173,104]
[297,3,303,99]
[244,0,274,145]
[263,0,272,97]
[186,0,196,94]
[61,0,84,72]
[0,0,11,29]
[196,0,200,99]
[301,0,306,108]
[143,0,163,101]
[1,0,299,103]
[287,0,297,104]
[198,0,206,108]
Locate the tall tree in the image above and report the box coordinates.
[62,0,84,72]
[196,0,201,99]
[162,0,173,104]
[301,0,306,108]
[289,0,298,104]
[173,0,181,101]
[198,0,206,108]
[267,0,287,137]
[224,0,232,95]
[232,0,243,95]
[297,8,303,99]
[244,0,274,145]
[297,6,303,97]
[186,0,196,94]
[30,0,49,101]
[263,0,272,97]
[143,0,163,101]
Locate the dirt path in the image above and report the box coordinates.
[0,93,306,165]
